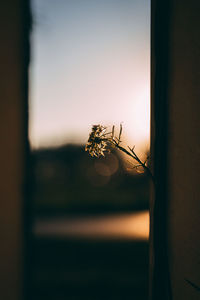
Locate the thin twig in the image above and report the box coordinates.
[115,143,155,184]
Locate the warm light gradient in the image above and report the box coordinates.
[34,211,149,240]
[29,0,150,151]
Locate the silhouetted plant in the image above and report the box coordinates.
[85,124,154,183]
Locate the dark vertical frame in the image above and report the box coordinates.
[21,1,32,299]
[0,1,31,299]
[150,0,172,299]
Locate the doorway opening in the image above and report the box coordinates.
[29,1,150,299]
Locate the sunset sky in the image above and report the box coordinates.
[29,0,150,152]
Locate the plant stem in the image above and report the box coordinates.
[114,143,155,184]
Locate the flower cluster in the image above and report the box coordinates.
[85,125,110,157]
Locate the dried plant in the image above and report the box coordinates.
[85,124,154,183]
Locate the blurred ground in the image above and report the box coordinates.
[31,211,149,300]
[31,146,149,299]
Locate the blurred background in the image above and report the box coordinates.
[29,0,150,299]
